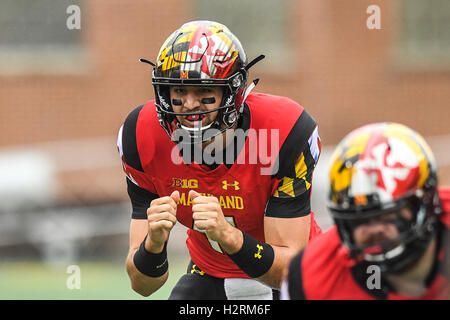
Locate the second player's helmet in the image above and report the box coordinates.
[327,123,441,273]
[145,20,262,142]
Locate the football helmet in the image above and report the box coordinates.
[328,122,441,273]
[141,20,263,143]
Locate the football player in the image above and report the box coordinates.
[117,20,322,299]
[282,123,449,299]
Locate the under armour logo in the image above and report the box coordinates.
[222,180,240,191]
[254,244,263,259]
[191,264,205,276]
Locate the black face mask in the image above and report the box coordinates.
[335,195,438,274]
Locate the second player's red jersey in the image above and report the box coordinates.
[288,187,450,299]
[121,92,321,278]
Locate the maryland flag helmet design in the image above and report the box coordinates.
[328,122,441,273]
[143,20,262,142]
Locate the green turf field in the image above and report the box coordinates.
[0,256,189,300]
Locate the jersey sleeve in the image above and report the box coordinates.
[126,177,158,219]
[117,104,159,219]
[265,110,321,218]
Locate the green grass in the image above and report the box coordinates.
[0,256,190,300]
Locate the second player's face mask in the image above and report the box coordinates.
[327,122,441,274]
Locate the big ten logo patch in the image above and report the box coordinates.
[172,178,198,189]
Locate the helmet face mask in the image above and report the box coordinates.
[146,20,260,144]
[153,70,247,143]
[333,193,436,273]
[327,122,441,274]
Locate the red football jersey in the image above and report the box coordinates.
[120,92,321,278]
[290,187,450,299]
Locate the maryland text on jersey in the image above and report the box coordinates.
[179,193,244,210]
[172,178,244,209]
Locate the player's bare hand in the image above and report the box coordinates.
[145,190,180,253]
[190,190,233,243]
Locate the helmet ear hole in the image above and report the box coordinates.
[231,74,244,89]
[223,110,237,127]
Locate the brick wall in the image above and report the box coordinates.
[1,0,449,204]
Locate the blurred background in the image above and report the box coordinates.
[1,0,449,299]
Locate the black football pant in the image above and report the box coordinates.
[168,261,279,300]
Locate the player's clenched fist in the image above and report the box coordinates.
[145,190,180,253]
[190,190,233,244]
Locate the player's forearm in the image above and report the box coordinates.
[258,231,310,289]
[217,226,244,255]
[256,215,311,289]
[126,249,168,297]
[256,245,298,289]
[223,229,307,290]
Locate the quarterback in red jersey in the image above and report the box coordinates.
[282,123,449,300]
[118,21,322,299]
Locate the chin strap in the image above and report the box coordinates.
[239,78,259,113]
[245,54,265,71]
[234,54,265,113]
[139,58,156,67]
